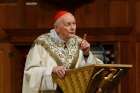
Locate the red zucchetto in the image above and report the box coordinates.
[54,11,70,22]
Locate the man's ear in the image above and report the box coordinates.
[54,26,59,33]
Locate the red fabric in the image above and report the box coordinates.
[54,11,69,21]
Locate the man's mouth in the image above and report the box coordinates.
[69,32,75,34]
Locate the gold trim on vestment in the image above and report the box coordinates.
[34,35,81,69]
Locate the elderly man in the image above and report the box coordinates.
[22,11,103,93]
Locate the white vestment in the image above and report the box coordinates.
[22,29,103,93]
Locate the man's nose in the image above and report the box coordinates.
[70,28,75,32]
[70,25,75,31]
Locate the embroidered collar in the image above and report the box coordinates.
[49,29,66,47]
[34,29,83,68]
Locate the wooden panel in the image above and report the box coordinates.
[24,2,59,28]
[75,1,130,28]
[136,43,140,93]
[75,3,98,28]
[0,50,4,93]
[0,0,16,3]
[0,43,12,93]
[127,36,136,93]
[95,0,110,27]
[118,41,132,93]
[4,27,131,45]
[0,0,132,29]
[25,5,54,28]
[136,2,140,32]
[0,43,24,93]
[109,1,129,27]
[25,6,40,28]
[11,47,26,93]
[0,4,21,28]
[75,0,110,28]
[0,28,7,41]
[111,0,128,1]
[119,41,135,93]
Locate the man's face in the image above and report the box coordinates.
[56,13,76,41]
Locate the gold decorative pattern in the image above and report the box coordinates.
[52,64,132,93]
[34,34,81,69]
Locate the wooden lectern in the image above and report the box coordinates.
[52,64,132,93]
